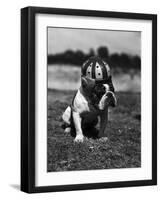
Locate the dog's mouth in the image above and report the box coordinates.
[98,91,117,110]
[106,91,117,107]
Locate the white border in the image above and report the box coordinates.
[35,14,152,186]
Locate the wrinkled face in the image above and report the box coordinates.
[92,80,117,110]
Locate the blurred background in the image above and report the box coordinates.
[47,27,141,92]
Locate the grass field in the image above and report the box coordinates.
[47,89,141,172]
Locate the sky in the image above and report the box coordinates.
[48,27,141,56]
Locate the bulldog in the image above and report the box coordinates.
[62,56,117,142]
[62,75,117,142]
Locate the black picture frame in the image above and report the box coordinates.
[21,6,157,193]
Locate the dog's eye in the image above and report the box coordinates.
[101,85,106,90]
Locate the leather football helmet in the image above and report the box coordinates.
[81,56,111,83]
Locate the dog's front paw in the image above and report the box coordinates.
[74,135,84,143]
[64,127,71,134]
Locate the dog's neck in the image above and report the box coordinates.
[79,86,101,111]
[79,86,93,101]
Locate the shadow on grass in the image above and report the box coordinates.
[10,184,20,191]
[70,126,99,139]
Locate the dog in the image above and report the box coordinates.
[62,57,117,142]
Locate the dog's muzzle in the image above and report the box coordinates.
[99,91,117,110]
[106,91,117,107]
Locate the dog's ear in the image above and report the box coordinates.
[81,76,95,90]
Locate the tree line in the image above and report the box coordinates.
[48,46,141,70]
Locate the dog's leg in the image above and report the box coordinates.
[64,127,71,134]
[99,107,109,138]
[62,106,72,134]
[62,106,71,125]
[72,111,84,142]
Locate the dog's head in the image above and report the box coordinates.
[81,56,117,110]
[81,76,117,110]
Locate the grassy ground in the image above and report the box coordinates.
[47,89,141,172]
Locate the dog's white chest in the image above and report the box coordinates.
[73,90,98,123]
[73,90,90,113]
